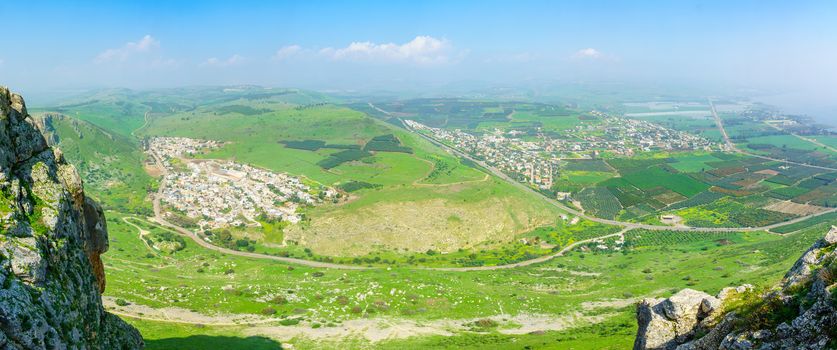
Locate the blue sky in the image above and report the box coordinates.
[1,0,836,103]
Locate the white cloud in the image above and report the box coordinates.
[573,48,606,60]
[202,54,245,67]
[272,45,302,61]
[319,36,457,64]
[95,35,159,63]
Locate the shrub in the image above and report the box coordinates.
[260,307,276,315]
[725,288,800,331]
[473,318,498,328]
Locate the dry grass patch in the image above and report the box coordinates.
[284,197,553,256]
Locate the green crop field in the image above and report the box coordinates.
[100,209,832,349]
[620,165,709,197]
[744,135,830,153]
[668,153,723,172]
[11,2,837,348]
[130,98,564,257]
[35,87,837,349]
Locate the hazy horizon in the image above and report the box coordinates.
[1,0,836,121]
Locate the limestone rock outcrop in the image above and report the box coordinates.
[634,288,726,349]
[0,86,143,348]
[634,226,837,349]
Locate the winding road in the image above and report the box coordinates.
[709,99,837,172]
[140,103,836,271]
[398,114,837,233]
[147,148,632,271]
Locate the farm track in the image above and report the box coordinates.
[428,227,631,271]
[763,119,837,154]
[400,115,837,233]
[122,216,158,254]
[709,99,837,172]
[148,150,633,271]
[411,157,490,187]
[140,103,836,271]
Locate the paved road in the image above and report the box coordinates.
[400,116,837,233]
[429,227,632,272]
[709,99,837,172]
[709,99,735,151]
[149,151,371,270]
[147,151,637,271]
[141,108,836,271]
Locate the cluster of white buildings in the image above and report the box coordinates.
[585,111,716,153]
[405,120,558,188]
[147,137,336,229]
[147,137,223,159]
[405,114,714,189]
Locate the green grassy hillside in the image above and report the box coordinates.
[40,114,153,214]
[140,103,563,255]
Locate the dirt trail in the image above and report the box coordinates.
[411,157,490,187]
[400,113,837,232]
[122,216,157,253]
[428,227,631,272]
[103,296,612,343]
[710,99,837,172]
[139,105,837,272]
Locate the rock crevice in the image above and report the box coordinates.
[634,226,837,350]
[0,86,143,349]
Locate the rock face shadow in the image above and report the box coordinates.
[145,335,283,350]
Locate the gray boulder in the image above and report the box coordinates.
[634,225,837,350]
[634,289,722,349]
[0,86,143,348]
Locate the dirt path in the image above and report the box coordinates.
[131,111,150,137]
[103,296,612,343]
[411,156,489,187]
[428,227,631,271]
[764,120,837,154]
[710,99,837,172]
[139,106,837,272]
[401,114,837,233]
[122,216,158,254]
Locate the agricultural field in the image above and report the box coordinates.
[576,187,622,219]
[35,87,837,349]
[811,135,837,149]
[358,99,586,133]
[102,209,835,349]
[129,94,566,258]
[559,149,837,226]
[743,135,826,152]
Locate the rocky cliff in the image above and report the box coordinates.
[634,226,837,349]
[0,87,143,348]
